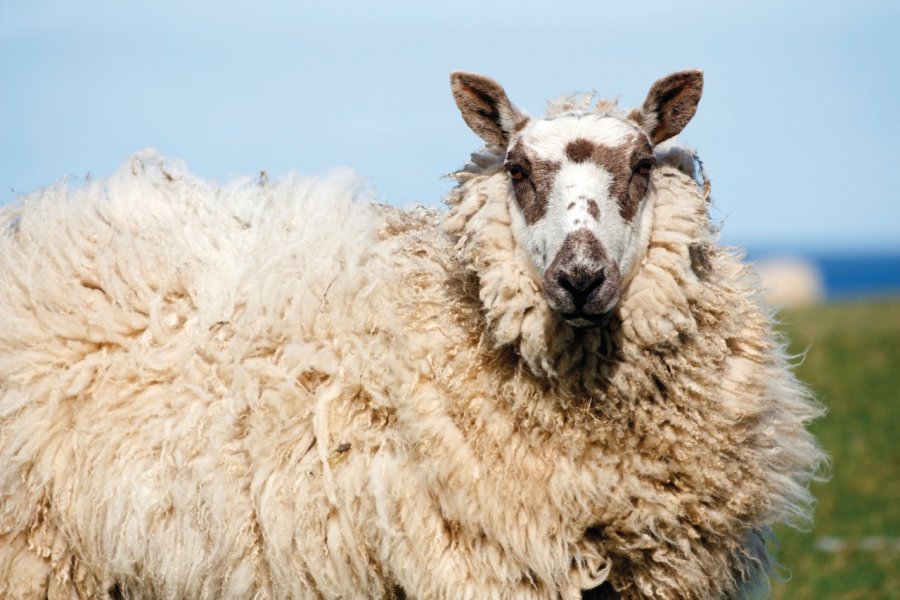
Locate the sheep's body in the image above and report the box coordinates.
[0,146,824,599]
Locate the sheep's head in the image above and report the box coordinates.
[451,70,703,329]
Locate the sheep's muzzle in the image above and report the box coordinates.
[542,229,622,328]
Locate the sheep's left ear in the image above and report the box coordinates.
[632,70,703,146]
[451,71,527,147]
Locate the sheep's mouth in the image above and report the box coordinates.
[560,311,610,329]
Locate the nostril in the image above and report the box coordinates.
[557,268,606,307]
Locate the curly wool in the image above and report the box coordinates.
[0,147,824,599]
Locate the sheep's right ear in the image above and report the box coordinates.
[451,72,527,147]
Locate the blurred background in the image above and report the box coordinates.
[2,0,897,596]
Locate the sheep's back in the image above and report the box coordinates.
[0,150,410,596]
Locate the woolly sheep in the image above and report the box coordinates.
[0,70,825,599]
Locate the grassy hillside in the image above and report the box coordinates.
[770,299,900,599]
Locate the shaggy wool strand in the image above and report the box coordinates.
[0,148,825,599]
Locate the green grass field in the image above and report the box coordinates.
[770,299,900,599]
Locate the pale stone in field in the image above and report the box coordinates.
[754,257,825,307]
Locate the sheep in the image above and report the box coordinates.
[0,70,825,599]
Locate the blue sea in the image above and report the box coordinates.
[745,248,900,300]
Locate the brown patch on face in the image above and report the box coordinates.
[562,135,655,222]
[565,138,594,163]
[623,137,655,221]
[589,141,631,219]
[506,140,561,224]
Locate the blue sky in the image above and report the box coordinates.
[2,0,898,248]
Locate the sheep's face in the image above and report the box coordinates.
[503,116,655,327]
[452,70,703,328]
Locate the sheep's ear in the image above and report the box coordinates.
[631,70,703,146]
[451,71,526,147]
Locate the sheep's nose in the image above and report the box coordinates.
[557,268,605,308]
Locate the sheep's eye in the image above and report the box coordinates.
[507,164,527,181]
[635,159,655,175]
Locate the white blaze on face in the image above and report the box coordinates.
[527,161,621,273]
